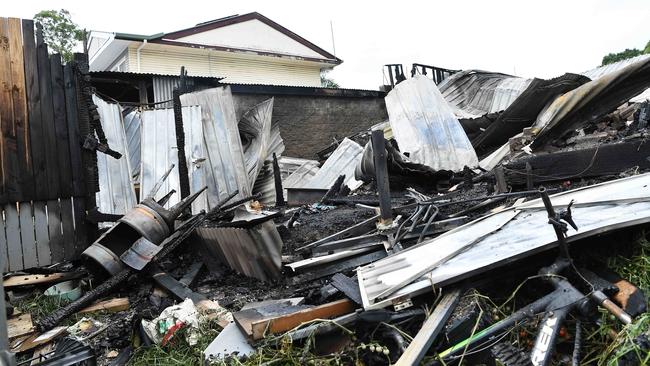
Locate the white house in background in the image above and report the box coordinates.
[88,12,342,87]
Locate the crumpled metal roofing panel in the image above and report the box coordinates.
[283,159,320,189]
[196,220,283,281]
[438,70,525,118]
[93,95,137,215]
[304,138,363,189]
[581,54,650,80]
[386,75,478,172]
[239,98,281,185]
[180,87,251,208]
[532,56,650,148]
[358,172,650,310]
[489,77,533,113]
[278,157,320,180]
[139,106,208,213]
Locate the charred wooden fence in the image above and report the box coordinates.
[0,18,92,271]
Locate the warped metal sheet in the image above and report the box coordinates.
[581,54,650,80]
[438,70,526,118]
[252,161,276,205]
[489,77,533,113]
[358,173,650,310]
[180,87,251,208]
[532,57,650,148]
[470,73,589,155]
[386,75,478,172]
[283,160,320,189]
[278,157,320,180]
[196,220,283,281]
[123,109,141,180]
[240,98,274,185]
[304,138,363,189]
[139,106,207,213]
[93,95,137,215]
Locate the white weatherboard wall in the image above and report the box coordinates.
[174,19,324,59]
[126,44,322,86]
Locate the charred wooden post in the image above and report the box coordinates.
[371,130,393,226]
[272,153,286,206]
[494,166,508,193]
[321,175,345,204]
[173,67,190,201]
[526,162,534,190]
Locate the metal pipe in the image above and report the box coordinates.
[136,39,147,73]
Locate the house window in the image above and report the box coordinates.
[111,57,127,72]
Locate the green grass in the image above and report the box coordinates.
[129,319,220,366]
[581,231,650,365]
[129,318,373,366]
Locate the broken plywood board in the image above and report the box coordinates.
[3,272,84,288]
[11,326,67,353]
[250,299,356,340]
[79,298,129,314]
[8,313,34,340]
[234,300,312,339]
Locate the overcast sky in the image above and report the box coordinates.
[5,0,649,89]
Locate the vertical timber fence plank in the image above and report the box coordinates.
[64,64,84,197]
[8,18,32,201]
[72,197,88,256]
[33,201,50,266]
[5,203,22,271]
[46,199,64,263]
[23,19,47,199]
[0,206,7,272]
[0,18,15,203]
[18,202,37,269]
[60,198,74,261]
[35,24,60,200]
[50,55,73,198]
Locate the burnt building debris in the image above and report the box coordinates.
[3,14,650,366]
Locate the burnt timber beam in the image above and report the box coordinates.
[503,140,650,186]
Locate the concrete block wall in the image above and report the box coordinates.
[232,93,387,159]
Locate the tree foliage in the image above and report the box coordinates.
[601,40,650,66]
[320,71,339,88]
[33,9,84,61]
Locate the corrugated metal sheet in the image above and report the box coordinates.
[386,75,478,172]
[581,54,650,80]
[152,76,178,108]
[180,87,251,207]
[139,106,208,213]
[93,95,137,215]
[240,98,278,185]
[358,172,650,310]
[252,162,277,205]
[278,157,320,180]
[196,220,283,281]
[282,158,320,188]
[304,138,363,189]
[489,77,533,113]
[123,109,141,180]
[532,56,650,148]
[438,70,529,118]
[581,54,650,104]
